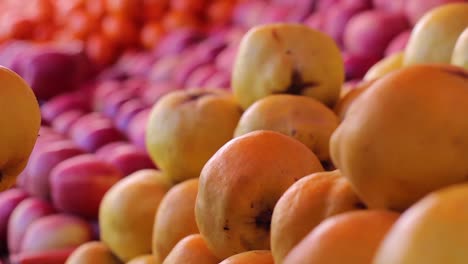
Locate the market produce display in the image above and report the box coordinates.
[0,0,466,263]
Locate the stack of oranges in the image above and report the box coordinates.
[0,0,238,66]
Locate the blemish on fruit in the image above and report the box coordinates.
[250,203,254,209]
[442,68,468,79]
[290,129,297,136]
[354,201,367,209]
[223,225,230,231]
[271,30,280,42]
[184,91,214,102]
[281,69,318,95]
[0,171,3,182]
[255,208,273,231]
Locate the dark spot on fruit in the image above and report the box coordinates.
[184,91,214,102]
[286,50,292,55]
[354,201,367,209]
[281,69,318,95]
[0,171,3,182]
[272,30,280,42]
[223,225,230,231]
[442,68,468,79]
[255,208,273,231]
[250,203,254,209]
[290,129,297,136]
[321,160,336,171]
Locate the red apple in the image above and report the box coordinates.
[404,0,466,25]
[342,52,381,80]
[304,12,326,32]
[184,64,218,88]
[385,30,411,56]
[50,154,123,219]
[341,0,372,9]
[92,80,122,112]
[20,214,93,253]
[154,28,205,58]
[140,82,180,106]
[323,3,366,48]
[344,10,409,58]
[70,113,125,152]
[95,142,156,176]
[215,43,238,75]
[25,140,85,200]
[7,198,56,254]
[126,108,152,152]
[373,0,405,13]
[204,70,231,90]
[0,188,29,252]
[9,247,77,264]
[51,110,86,136]
[40,93,90,124]
[114,99,148,132]
[148,54,182,83]
[101,88,139,119]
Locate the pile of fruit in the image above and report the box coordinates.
[0,0,467,263]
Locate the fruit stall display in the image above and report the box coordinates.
[0,0,466,263]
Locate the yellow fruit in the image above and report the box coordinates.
[404,3,468,65]
[152,178,199,263]
[219,250,274,264]
[374,183,468,264]
[196,130,323,259]
[284,210,400,264]
[65,241,121,264]
[270,170,365,263]
[146,89,242,183]
[100,169,171,262]
[364,52,405,81]
[0,66,41,191]
[162,234,219,264]
[232,23,344,109]
[234,94,339,161]
[451,27,468,69]
[333,80,375,121]
[330,64,468,211]
[126,254,158,264]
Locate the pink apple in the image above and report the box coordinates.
[304,12,326,32]
[0,188,29,252]
[203,70,231,90]
[7,198,56,254]
[154,28,205,58]
[92,80,122,112]
[126,108,152,152]
[316,0,340,11]
[405,0,466,25]
[323,3,366,48]
[184,64,218,88]
[9,247,77,264]
[344,10,409,58]
[96,142,156,176]
[25,140,85,200]
[50,154,123,219]
[51,110,86,136]
[342,52,381,80]
[20,214,93,253]
[139,82,180,106]
[215,43,239,75]
[385,30,412,56]
[114,99,148,132]
[373,0,405,13]
[148,54,182,83]
[232,0,269,28]
[341,0,372,9]
[101,88,139,119]
[70,113,125,152]
[40,93,90,124]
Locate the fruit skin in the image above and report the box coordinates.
[343,10,409,58]
[270,170,365,263]
[20,214,93,253]
[363,51,405,81]
[196,130,324,260]
[10,247,77,264]
[127,254,158,264]
[100,169,171,262]
[65,241,122,264]
[374,183,468,264]
[162,234,219,264]
[330,64,468,211]
[0,66,41,192]
[50,154,124,219]
[152,178,199,263]
[232,23,344,109]
[404,0,467,25]
[404,3,468,66]
[333,80,375,121]
[146,89,242,184]
[7,197,56,254]
[0,188,29,252]
[451,27,468,69]
[234,94,339,161]
[219,250,274,264]
[283,210,400,264]
[385,30,411,57]
[25,140,85,200]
